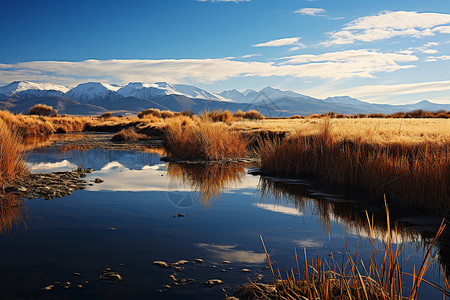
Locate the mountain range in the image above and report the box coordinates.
[1,81,449,116]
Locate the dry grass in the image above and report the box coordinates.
[259,118,450,213]
[237,203,447,300]
[167,163,245,205]
[28,104,57,116]
[0,193,27,234]
[111,127,148,142]
[165,119,248,160]
[0,119,28,187]
[231,118,450,144]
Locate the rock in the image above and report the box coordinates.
[100,272,122,282]
[241,269,250,273]
[108,228,116,231]
[204,279,223,287]
[42,285,54,291]
[73,272,81,276]
[222,260,231,264]
[174,267,184,272]
[77,285,83,289]
[221,269,226,272]
[173,260,189,266]
[94,178,104,183]
[153,261,170,268]
[193,259,204,264]
[85,168,94,173]
[169,275,177,281]
[163,285,171,289]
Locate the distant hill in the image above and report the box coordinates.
[0,81,449,116]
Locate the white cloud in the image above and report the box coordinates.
[295,8,326,16]
[425,55,450,62]
[253,37,304,47]
[277,49,418,79]
[0,50,418,85]
[323,11,450,46]
[331,80,450,99]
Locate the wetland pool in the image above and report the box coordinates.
[0,140,447,299]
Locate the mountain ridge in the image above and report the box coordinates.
[0,81,449,116]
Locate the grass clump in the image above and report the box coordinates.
[165,120,248,161]
[200,110,235,124]
[259,118,450,213]
[0,120,27,187]
[111,127,148,142]
[28,104,57,116]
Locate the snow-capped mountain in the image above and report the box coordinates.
[66,82,121,103]
[1,80,450,116]
[0,81,69,98]
[172,84,232,102]
[117,82,183,99]
[218,89,247,103]
[220,86,309,103]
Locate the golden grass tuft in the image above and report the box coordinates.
[259,118,450,213]
[200,110,235,124]
[27,104,57,116]
[0,119,28,187]
[165,119,248,160]
[111,127,148,142]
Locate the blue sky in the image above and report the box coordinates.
[1,0,450,104]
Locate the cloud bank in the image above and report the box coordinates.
[0,49,418,85]
[323,11,450,46]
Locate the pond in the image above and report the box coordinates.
[0,135,447,299]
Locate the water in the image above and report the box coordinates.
[0,138,447,299]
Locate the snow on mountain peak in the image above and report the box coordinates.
[0,81,69,96]
[66,82,121,103]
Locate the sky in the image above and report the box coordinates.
[1,0,450,104]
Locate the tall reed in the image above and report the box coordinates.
[237,203,447,300]
[259,119,450,213]
[0,119,27,187]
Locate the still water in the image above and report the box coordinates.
[0,140,447,299]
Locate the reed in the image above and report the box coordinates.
[259,119,450,214]
[165,120,248,160]
[0,119,27,187]
[236,203,447,300]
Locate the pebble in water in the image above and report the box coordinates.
[204,279,223,287]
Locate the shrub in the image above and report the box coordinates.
[100,112,113,119]
[137,108,162,119]
[28,104,57,117]
[200,110,235,124]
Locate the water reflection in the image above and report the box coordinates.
[0,193,27,234]
[166,163,246,206]
[196,243,266,264]
[258,177,424,244]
